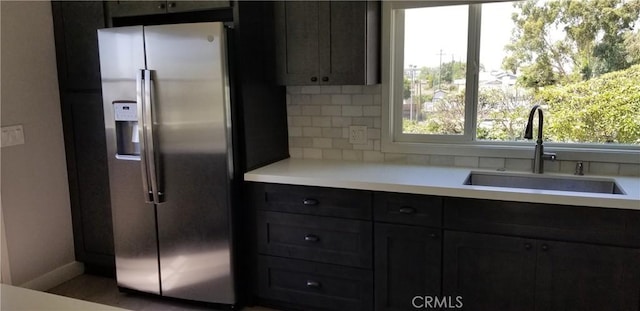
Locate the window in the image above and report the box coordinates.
[382,0,640,162]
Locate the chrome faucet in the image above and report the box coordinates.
[524,104,556,174]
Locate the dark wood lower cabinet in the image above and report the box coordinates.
[249,183,640,311]
[258,256,373,311]
[374,223,441,311]
[535,241,640,311]
[443,231,640,311]
[443,231,537,311]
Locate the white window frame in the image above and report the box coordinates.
[381,1,640,164]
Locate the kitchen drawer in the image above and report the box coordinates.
[257,183,372,219]
[257,211,372,268]
[374,192,442,227]
[444,197,640,248]
[258,255,373,311]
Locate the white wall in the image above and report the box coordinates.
[1,0,78,288]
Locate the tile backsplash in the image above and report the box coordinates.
[286,85,640,177]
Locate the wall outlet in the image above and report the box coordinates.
[349,125,368,145]
[1,124,25,148]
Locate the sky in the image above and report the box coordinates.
[404,2,516,72]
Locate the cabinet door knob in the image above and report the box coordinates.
[304,234,320,242]
[524,243,532,250]
[158,3,166,9]
[310,76,318,82]
[303,198,319,206]
[541,244,549,251]
[322,76,329,82]
[168,2,176,8]
[399,206,416,214]
[429,233,438,239]
[306,280,321,288]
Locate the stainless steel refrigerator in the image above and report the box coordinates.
[97,22,235,305]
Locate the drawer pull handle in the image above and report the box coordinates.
[541,244,549,251]
[303,198,319,206]
[399,206,416,214]
[306,280,321,288]
[304,234,320,242]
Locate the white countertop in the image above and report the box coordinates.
[244,159,640,210]
[0,284,129,311]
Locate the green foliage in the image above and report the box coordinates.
[403,88,534,139]
[477,88,534,141]
[403,90,465,135]
[416,60,466,89]
[441,61,466,84]
[536,64,640,144]
[403,77,411,100]
[503,0,640,87]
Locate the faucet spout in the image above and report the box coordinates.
[524,104,544,142]
[524,104,555,174]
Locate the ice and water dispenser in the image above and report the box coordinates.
[113,100,140,160]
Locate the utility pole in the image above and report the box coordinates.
[407,64,418,121]
[417,80,422,121]
[436,49,445,90]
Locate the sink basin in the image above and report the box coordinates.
[464,172,625,195]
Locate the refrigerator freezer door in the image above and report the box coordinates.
[98,26,161,295]
[144,22,234,304]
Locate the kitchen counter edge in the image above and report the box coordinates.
[243,159,640,210]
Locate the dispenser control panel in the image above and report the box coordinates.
[114,102,137,121]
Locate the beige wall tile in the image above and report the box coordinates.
[479,157,505,170]
[590,162,620,175]
[285,85,631,175]
[454,156,479,168]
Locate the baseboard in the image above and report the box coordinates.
[19,261,84,291]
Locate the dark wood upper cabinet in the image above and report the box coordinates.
[275,1,379,85]
[106,1,230,18]
[106,1,166,18]
[166,1,229,13]
[54,1,105,91]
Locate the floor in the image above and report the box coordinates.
[48,274,278,311]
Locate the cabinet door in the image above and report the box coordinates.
[535,241,640,311]
[275,1,320,85]
[375,224,441,311]
[318,1,366,85]
[166,1,230,13]
[54,1,105,91]
[106,1,167,18]
[443,231,536,311]
[67,93,114,268]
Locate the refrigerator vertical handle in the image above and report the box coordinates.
[144,70,163,204]
[137,70,154,203]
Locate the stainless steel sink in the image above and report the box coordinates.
[464,172,625,195]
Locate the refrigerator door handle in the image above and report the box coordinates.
[144,69,163,204]
[137,69,154,203]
